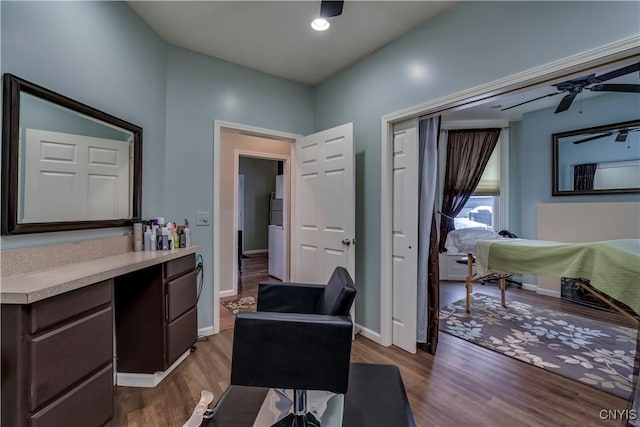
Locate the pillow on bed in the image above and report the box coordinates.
[445,228,502,254]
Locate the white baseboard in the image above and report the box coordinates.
[219,289,236,298]
[521,282,538,292]
[198,326,215,337]
[536,287,561,298]
[355,323,383,345]
[243,249,268,255]
[116,350,190,388]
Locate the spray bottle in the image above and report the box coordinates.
[184,219,191,247]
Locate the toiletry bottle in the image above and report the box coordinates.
[149,225,158,252]
[144,226,152,251]
[184,219,191,247]
[172,223,179,249]
[179,226,186,248]
[161,226,169,251]
[133,219,143,251]
[155,226,162,251]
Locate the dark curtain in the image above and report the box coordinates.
[573,163,598,191]
[438,128,501,252]
[425,208,440,354]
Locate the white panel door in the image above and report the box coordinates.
[392,119,419,354]
[23,129,130,222]
[291,123,355,284]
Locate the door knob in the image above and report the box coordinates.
[341,239,351,246]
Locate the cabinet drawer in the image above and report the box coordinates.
[30,307,113,411]
[167,270,197,322]
[30,364,113,427]
[164,254,195,280]
[30,279,112,334]
[166,306,197,367]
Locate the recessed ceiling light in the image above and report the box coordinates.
[311,18,330,31]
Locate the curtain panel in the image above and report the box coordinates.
[573,163,598,191]
[417,116,440,352]
[438,128,501,252]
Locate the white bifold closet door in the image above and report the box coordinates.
[391,119,419,354]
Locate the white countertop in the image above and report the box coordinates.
[1,246,201,304]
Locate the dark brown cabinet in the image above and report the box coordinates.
[114,254,198,373]
[1,252,199,426]
[1,279,114,427]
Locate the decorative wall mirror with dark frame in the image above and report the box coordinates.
[2,74,142,235]
[552,119,640,196]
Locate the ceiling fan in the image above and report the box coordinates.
[572,127,640,144]
[501,61,640,114]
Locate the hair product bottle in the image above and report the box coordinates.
[184,219,191,247]
[133,219,143,251]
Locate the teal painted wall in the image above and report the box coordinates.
[239,157,278,251]
[519,92,640,241]
[0,1,313,330]
[313,1,640,331]
[162,46,313,327]
[1,0,638,334]
[1,0,167,248]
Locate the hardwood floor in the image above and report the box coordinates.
[219,253,275,331]
[109,261,637,426]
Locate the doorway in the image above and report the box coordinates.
[212,121,298,334]
[213,121,356,334]
[380,42,639,349]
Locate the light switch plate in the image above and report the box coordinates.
[196,212,210,226]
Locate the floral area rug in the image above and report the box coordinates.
[439,293,637,399]
[221,295,257,315]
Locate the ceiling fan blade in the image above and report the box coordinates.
[555,93,577,113]
[595,62,640,82]
[320,1,344,18]
[615,130,629,142]
[589,83,640,93]
[572,132,614,144]
[500,92,560,111]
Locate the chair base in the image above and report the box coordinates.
[272,412,321,427]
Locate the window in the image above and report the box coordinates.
[454,139,501,231]
[454,195,498,231]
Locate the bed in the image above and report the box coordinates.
[471,238,640,322]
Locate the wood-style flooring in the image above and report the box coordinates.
[108,256,637,426]
[219,254,275,331]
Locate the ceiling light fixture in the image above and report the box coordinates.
[311,17,330,31]
[311,1,344,32]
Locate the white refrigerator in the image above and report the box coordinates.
[268,224,284,280]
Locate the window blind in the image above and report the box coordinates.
[474,139,500,196]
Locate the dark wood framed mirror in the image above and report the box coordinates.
[552,119,640,196]
[2,74,142,235]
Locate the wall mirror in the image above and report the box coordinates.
[552,119,640,196]
[2,74,142,235]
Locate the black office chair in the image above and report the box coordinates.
[230,267,356,427]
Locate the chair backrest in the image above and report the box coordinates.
[315,267,356,315]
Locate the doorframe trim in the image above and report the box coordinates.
[379,35,640,346]
[213,120,300,334]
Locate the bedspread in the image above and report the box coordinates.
[475,239,640,315]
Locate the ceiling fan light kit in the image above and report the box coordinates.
[502,61,640,114]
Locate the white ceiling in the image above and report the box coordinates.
[127,1,456,85]
[128,1,638,121]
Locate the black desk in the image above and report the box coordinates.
[201,363,415,427]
